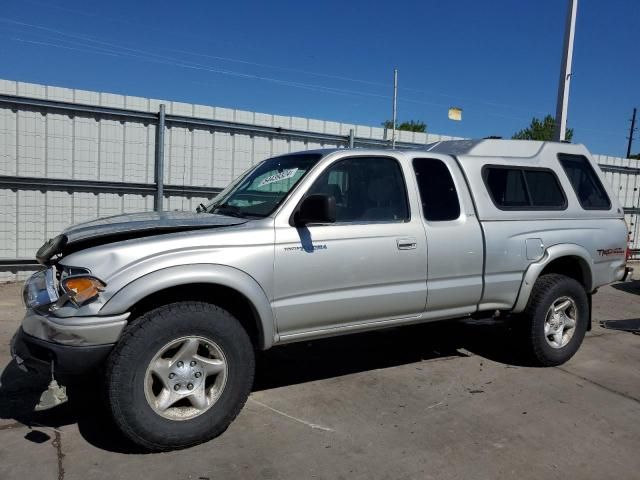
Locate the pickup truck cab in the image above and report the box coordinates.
[12,139,629,450]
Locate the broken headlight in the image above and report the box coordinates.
[23,268,59,308]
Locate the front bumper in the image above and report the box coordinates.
[10,308,129,376]
[11,327,114,375]
[22,308,129,346]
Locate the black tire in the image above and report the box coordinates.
[519,273,589,367]
[105,301,255,451]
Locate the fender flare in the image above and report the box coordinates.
[512,244,594,313]
[99,264,276,349]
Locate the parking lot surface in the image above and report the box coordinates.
[0,277,639,480]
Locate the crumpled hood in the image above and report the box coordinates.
[63,211,246,242]
[36,211,247,264]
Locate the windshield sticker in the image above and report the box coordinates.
[259,168,299,187]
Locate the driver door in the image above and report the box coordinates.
[272,155,428,339]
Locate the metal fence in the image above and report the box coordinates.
[594,154,640,255]
[0,79,638,282]
[0,80,465,281]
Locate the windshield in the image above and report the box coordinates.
[203,153,323,218]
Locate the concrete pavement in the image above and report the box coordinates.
[0,279,638,480]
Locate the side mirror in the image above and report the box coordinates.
[296,194,336,225]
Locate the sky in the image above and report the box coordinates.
[0,0,638,157]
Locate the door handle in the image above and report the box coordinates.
[397,237,417,250]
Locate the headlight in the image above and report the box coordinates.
[23,268,59,308]
[61,276,106,306]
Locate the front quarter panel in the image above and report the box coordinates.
[100,264,276,349]
[55,221,277,347]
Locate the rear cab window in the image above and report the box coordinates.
[557,154,611,210]
[412,158,461,221]
[482,166,567,210]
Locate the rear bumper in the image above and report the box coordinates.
[10,327,114,375]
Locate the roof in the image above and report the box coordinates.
[424,138,586,158]
[284,139,588,159]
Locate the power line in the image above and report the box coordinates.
[0,16,550,118]
[170,49,389,89]
[8,34,626,140]
[13,1,552,113]
[7,26,454,109]
[1,16,628,141]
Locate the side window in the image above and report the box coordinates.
[558,154,611,210]
[484,166,566,210]
[412,158,460,221]
[308,156,409,223]
[523,170,565,207]
[485,168,529,207]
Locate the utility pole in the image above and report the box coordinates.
[391,68,398,149]
[627,107,637,158]
[154,103,166,211]
[553,0,578,142]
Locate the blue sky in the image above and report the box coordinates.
[0,0,638,156]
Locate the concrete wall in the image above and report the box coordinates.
[0,78,638,282]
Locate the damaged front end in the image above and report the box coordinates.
[12,210,250,410]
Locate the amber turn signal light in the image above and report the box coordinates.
[61,276,106,306]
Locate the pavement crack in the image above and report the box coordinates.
[52,430,65,480]
[557,367,640,404]
[249,398,334,432]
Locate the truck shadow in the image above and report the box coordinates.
[0,319,531,454]
[611,280,640,295]
[252,319,530,390]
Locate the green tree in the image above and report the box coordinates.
[512,115,573,141]
[630,153,640,160]
[382,120,427,132]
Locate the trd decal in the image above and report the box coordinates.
[596,247,625,256]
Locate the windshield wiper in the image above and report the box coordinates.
[211,203,246,218]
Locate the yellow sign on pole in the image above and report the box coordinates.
[448,107,462,121]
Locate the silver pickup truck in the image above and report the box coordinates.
[11,139,629,451]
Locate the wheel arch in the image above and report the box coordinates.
[512,244,594,313]
[100,264,276,349]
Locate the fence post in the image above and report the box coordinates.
[154,103,166,211]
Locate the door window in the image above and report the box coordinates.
[308,156,409,222]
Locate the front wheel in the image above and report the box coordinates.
[105,301,255,451]
[519,273,589,366]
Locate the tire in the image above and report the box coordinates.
[105,301,255,451]
[519,273,589,367]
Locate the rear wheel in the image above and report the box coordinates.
[105,301,255,451]
[519,273,589,366]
